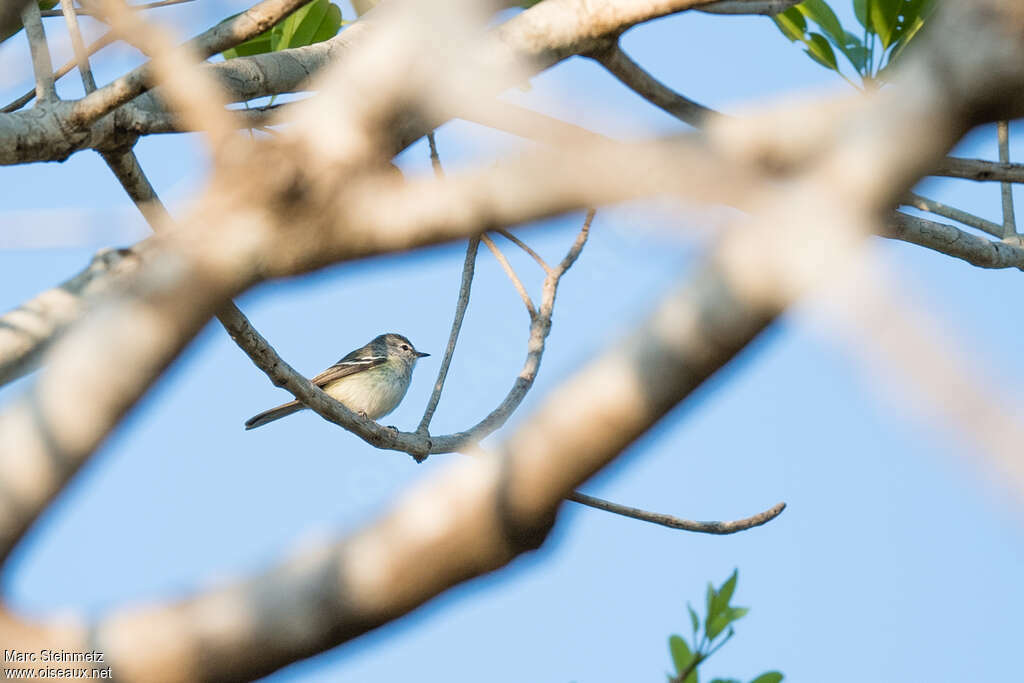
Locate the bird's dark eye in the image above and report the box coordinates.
[401,344,409,351]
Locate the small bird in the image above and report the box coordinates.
[244,333,429,430]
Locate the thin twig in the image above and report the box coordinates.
[492,209,760,537]
[416,133,481,435]
[60,0,97,93]
[41,0,196,16]
[931,156,1024,183]
[567,493,785,534]
[902,191,1005,238]
[427,130,443,176]
[556,208,594,274]
[21,2,56,103]
[998,121,1016,236]
[1,31,115,113]
[417,236,479,435]
[481,234,537,319]
[496,228,551,273]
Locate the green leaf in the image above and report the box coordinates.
[840,31,869,72]
[870,0,901,48]
[726,606,750,622]
[796,0,845,48]
[706,605,748,641]
[886,14,924,64]
[716,573,741,610]
[314,3,343,42]
[772,7,806,43]
[801,32,839,71]
[669,635,694,675]
[750,673,784,683]
[711,679,742,683]
[853,0,871,32]
[278,0,329,51]
[688,602,700,635]
[221,0,343,59]
[889,0,932,46]
[706,612,731,641]
[223,32,275,60]
[712,570,738,615]
[704,582,715,625]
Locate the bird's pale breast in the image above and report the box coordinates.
[322,361,410,419]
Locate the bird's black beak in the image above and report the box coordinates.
[416,351,430,358]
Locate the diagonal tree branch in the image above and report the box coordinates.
[592,43,713,127]
[0,247,143,386]
[568,492,786,534]
[481,233,537,318]
[902,191,1005,238]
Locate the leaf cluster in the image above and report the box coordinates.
[221,0,343,60]
[772,0,935,85]
[667,570,782,683]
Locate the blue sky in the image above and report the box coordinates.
[1,2,1023,681]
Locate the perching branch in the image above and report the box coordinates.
[225,207,595,460]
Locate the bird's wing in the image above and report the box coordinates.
[310,353,387,387]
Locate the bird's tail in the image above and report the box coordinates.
[244,400,304,430]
